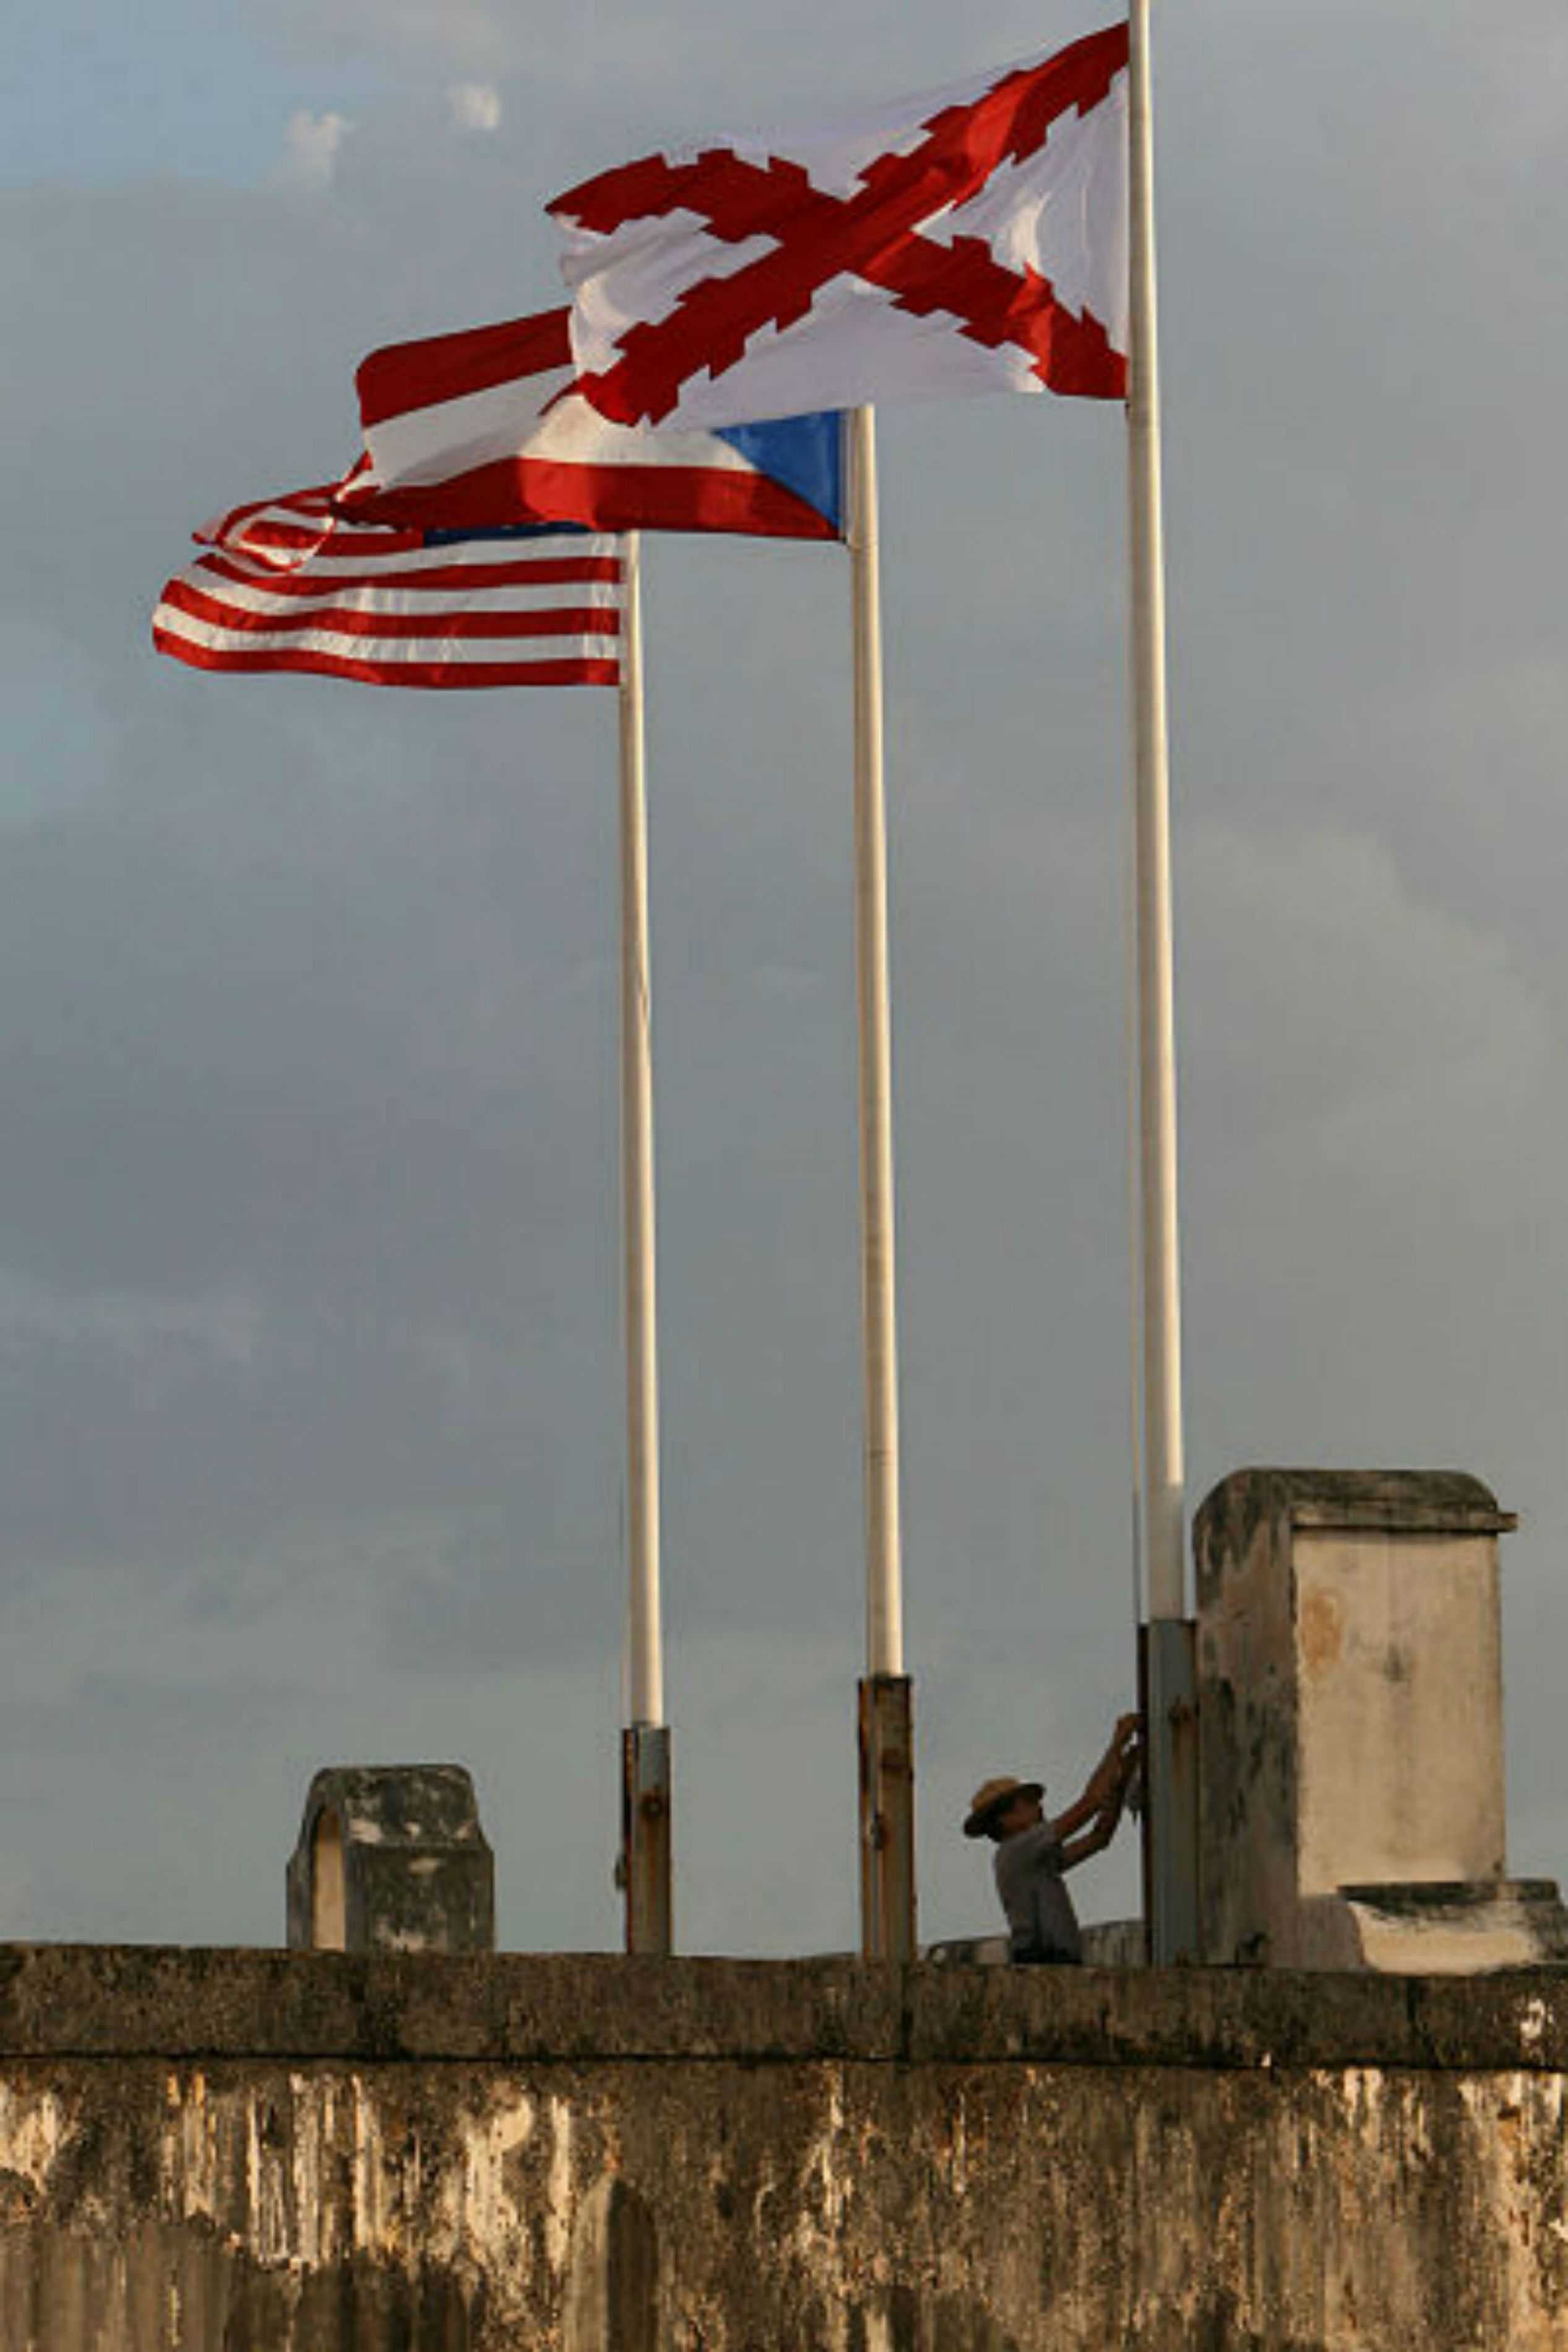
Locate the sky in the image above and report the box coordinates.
[1,0,1564,1957]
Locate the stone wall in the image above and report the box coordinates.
[2,1945,1567,2350]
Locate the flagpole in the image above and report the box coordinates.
[848,405,916,1962]
[1126,0,1199,1961]
[1121,615,1147,1634]
[616,530,673,1955]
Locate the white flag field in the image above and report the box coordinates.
[550,20,1130,431]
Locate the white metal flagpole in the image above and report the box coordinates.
[616,530,672,1953]
[1121,665,1147,1635]
[1126,0,1198,1960]
[848,405,915,1960]
[1126,0,1184,1620]
[850,407,904,1684]
[619,531,663,1728]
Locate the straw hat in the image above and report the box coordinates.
[963,1775,1043,1839]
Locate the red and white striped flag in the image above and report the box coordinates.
[153,482,624,689]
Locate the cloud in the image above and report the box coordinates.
[447,81,502,134]
[272,108,354,190]
[1181,821,1557,1201]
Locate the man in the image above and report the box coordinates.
[963,1714,1142,1965]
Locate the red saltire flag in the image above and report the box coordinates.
[341,304,845,542]
[153,478,624,689]
[549,20,1129,432]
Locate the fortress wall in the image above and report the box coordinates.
[1,1946,1566,2350]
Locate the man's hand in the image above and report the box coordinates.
[1086,1713,1144,1804]
[1054,1711,1147,1843]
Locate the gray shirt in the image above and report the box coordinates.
[993,1819,1082,1963]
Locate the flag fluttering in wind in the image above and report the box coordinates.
[549,21,1129,432]
[153,483,624,688]
[342,305,845,541]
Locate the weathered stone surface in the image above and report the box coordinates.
[2,1948,1568,2347]
[1194,1469,1517,1562]
[0,1947,912,2064]
[927,1921,1148,1969]
[6,1945,1568,2071]
[1191,1466,1568,1973]
[1343,1879,1568,1973]
[286,1765,495,1955]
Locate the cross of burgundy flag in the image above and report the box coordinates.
[342,304,845,542]
[549,21,1129,433]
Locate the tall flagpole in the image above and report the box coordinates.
[616,530,673,1954]
[848,406,916,1961]
[1127,0,1199,1961]
[1121,623,1147,1634]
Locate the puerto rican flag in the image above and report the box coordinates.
[550,22,1129,432]
[342,305,845,542]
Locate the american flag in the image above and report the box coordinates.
[153,482,624,689]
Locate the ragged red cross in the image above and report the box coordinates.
[551,22,1128,426]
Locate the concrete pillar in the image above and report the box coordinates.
[286,1766,494,1955]
[1194,1469,1568,1971]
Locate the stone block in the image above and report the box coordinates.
[1194,1467,1568,1971]
[285,1765,494,1955]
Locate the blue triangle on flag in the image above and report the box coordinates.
[713,413,845,537]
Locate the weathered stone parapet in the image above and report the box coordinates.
[4,1942,1568,2072]
[2,1948,1568,2350]
[1192,1466,1568,1972]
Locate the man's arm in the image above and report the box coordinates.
[1060,1787,1126,1871]
[1051,1713,1141,1841]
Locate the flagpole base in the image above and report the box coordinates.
[622,1723,672,1956]
[858,1675,916,1961]
[1142,1619,1200,1965]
